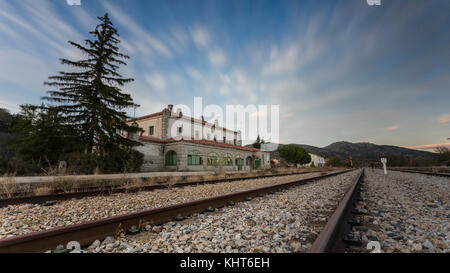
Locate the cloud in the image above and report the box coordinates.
[208,49,227,66]
[190,26,211,49]
[186,67,203,81]
[383,126,400,131]
[167,26,189,54]
[437,113,450,124]
[0,99,21,113]
[66,0,81,6]
[406,142,450,152]
[262,43,301,75]
[145,73,166,91]
[250,110,268,118]
[103,1,172,58]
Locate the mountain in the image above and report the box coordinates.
[248,141,436,163]
[319,141,434,160]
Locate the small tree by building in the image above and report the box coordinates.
[253,135,265,149]
[278,145,311,165]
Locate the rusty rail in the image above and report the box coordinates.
[395,170,450,178]
[0,170,352,253]
[308,169,364,253]
[0,169,336,208]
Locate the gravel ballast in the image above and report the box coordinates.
[83,171,360,253]
[354,169,449,253]
[0,171,340,239]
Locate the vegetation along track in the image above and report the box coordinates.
[0,169,331,208]
[0,170,351,253]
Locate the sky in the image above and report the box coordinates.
[0,0,449,150]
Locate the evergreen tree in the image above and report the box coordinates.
[43,13,140,160]
[253,135,265,149]
[12,104,80,166]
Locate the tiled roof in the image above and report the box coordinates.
[139,136,166,143]
[139,136,260,152]
[129,110,239,133]
[127,112,163,122]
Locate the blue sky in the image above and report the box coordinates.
[0,0,449,150]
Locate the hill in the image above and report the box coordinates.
[248,141,436,165]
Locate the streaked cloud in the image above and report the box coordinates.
[383,126,400,132]
[145,73,166,91]
[208,49,227,66]
[406,142,450,152]
[436,113,450,124]
[102,0,172,58]
[190,26,211,49]
[0,0,449,148]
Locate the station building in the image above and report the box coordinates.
[127,105,271,172]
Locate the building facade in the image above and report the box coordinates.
[127,105,271,172]
[299,153,326,168]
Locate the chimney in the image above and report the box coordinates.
[168,104,173,112]
[176,108,182,116]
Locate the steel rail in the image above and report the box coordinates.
[395,170,450,178]
[308,169,364,253]
[0,170,352,253]
[0,170,334,208]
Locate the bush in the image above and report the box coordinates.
[327,157,346,167]
[278,145,311,165]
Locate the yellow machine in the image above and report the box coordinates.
[349,157,353,168]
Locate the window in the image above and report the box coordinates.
[223,137,226,143]
[207,133,210,140]
[195,130,200,140]
[165,151,177,166]
[246,156,253,166]
[223,155,233,166]
[213,136,217,142]
[177,126,183,136]
[207,153,219,166]
[235,156,243,165]
[188,151,203,165]
[234,139,236,145]
[149,126,154,136]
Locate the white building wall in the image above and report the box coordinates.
[168,117,193,139]
[310,153,325,167]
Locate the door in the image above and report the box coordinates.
[236,158,243,171]
[254,159,261,170]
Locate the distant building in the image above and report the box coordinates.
[126,104,271,172]
[299,153,325,168]
[310,153,325,167]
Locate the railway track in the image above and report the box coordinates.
[308,169,364,253]
[0,169,329,208]
[0,169,352,253]
[394,170,450,178]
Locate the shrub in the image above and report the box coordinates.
[278,145,311,165]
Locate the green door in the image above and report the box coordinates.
[236,158,243,171]
[254,159,261,170]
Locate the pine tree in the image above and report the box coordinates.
[253,134,264,149]
[12,104,80,166]
[43,13,139,159]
